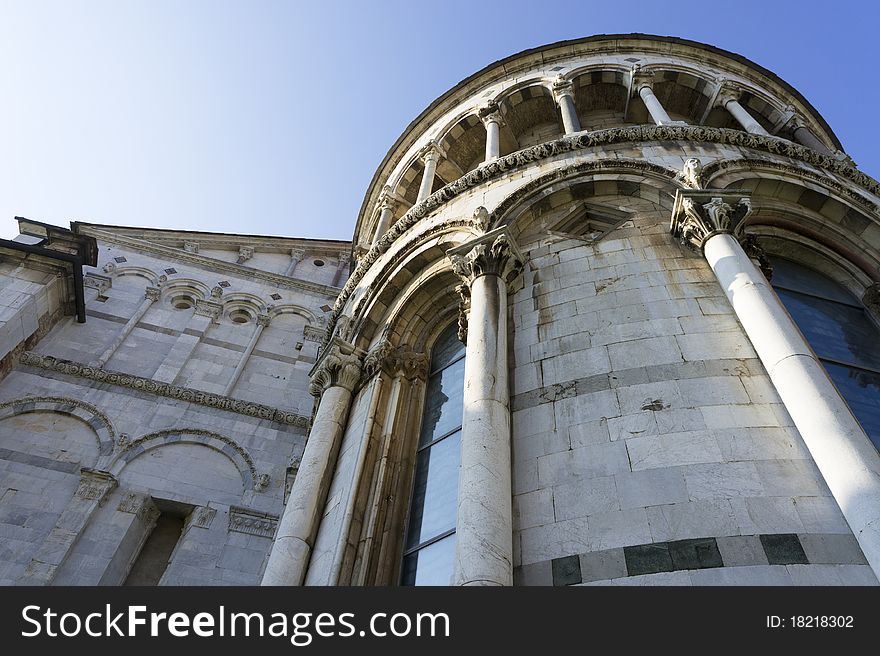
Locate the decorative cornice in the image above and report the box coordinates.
[671,189,753,251]
[336,126,880,351]
[228,506,279,538]
[18,351,310,428]
[78,227,345,298]
[309,338,363,396]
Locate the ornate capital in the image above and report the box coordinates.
[361,340,429,381]
[210,285,223,299]
[455,283,471,343]
[309,338,363,396]
[551,76,575,102]
[144,286,161,301]
[290,248,306,261]
[630,65,655,96]
[76,468,117,506]
[194,299,223,321]
[238,246,254,263]
[715,87,741,108]
[256,313,271,328]
[670,189,754,251]
[84,273,112,294]
[478,102,503,127]
[418,140,443,165]
[448,228,525,289]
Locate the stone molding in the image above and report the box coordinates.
[308,338,363,396]
[17,351,310,428]
[336,125,879,351]
[228,506,279,539]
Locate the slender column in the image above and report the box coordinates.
[788,115,834,155]
[371,187,397,245]
[332,252,351,288]
[671,181,880,578]
[262,339,363,586]
[479,103,503,162]
[717,89,769,136]
[283,248,306,277]
[448,229,524,586]
[153,293,223,384]
[19,469,117,584]
[551,77,581,134]
[93,285,160,368]
[637,83,674,126]
[416,143,441,203]
[223,313,270,397]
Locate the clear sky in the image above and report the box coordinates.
[1,0,877,242]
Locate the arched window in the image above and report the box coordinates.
[400,322,465,585]
[771,258,880,449]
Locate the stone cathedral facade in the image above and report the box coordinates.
[2,35,880,586]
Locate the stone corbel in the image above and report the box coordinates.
[237,246,254,264]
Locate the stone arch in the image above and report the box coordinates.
[435,112,486,179]
[495,82,562,151]
[268,303,319,325]
[112,266,161,285]
[109,428,260,491]
[222,293,266,325]
[0,395,115,456]
[567,66,632,131]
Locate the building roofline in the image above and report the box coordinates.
[71,221,350,246]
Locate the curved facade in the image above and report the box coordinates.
[265,34,880,586]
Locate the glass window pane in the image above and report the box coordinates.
[405,430,460,550]
[401,534,456,586]
[419,357,465,445]
[776,289,880,370]
[772,258,858,305]
[824,362,880,450]
[430,322,465,372]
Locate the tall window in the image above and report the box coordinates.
[771,257,880,449]
[401,322,465,586]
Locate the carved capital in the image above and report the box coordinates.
[256,313,271,328]
[76,468,117,506]
[448,228,525,289]
[551,76,575,101]
[290,248,306,262]
[183,241,199,254]
[84,273,112,293]
[309,339,363,396]
[238,246,254,263]
[303,325,325,343]
[362,339,395,380]
[144,286,161,301]
[670,189,754,251]
[194,299,223,321]
[418,140,443,165]
[361,340,429,381]
[630,65,655,96]
[210,285,223,299]
[715,87,741,108]
[338,251,351,266]
[478,102,503,127]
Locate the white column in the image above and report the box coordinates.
[671,187,880,578]
[638,83,673,126]
[717,89,769,136]
[788,115,834,155]
[479,103,503,162]
[283,248,306,277]
[262,339,362,586]
[332,252,351,287]
[371,188,397,245]
[223,312,270,397]
[448,229,524,586]
[93,285,160,368]
[551,78,581,134]
[416,144,440,203]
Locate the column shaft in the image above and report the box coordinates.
[283,250,305,277]
[724,98,769,135]
[416,154,438,203]
[94,289,158,368]
[262,384,353,585]
[638,85,672,125]
[484,119,500,161]
[558,93,581,134]
[223,319,267,397]
[704,233,880,577]
[454,273,512,586]
[792,125,833,155]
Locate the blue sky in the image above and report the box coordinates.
[0,0,877,241]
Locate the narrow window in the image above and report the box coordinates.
[771,257,880,449]
[401,322,465,585]
[124,501,189,586]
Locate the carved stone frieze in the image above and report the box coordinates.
[83,273,112,293]
[228,506,279,539]
[17,351,310,428]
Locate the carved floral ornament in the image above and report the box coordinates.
[308,339,364,397]
[361,340,429,382]
[448,230,525,288]
[670,189,753,251]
